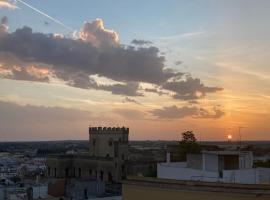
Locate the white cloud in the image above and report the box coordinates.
[79,18,119,48]
[0,0,17,9]
[153,31,206,41]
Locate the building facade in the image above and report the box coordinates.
[46,126,129,183]
[158,151,270,184]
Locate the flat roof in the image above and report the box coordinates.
[122,176,270,196]
[202,151,251,155]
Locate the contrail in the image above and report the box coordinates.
[16,0,75,32]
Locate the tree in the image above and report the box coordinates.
[182,131,197,143]
[178,131,201,161]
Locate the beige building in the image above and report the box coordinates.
[46,126,129,183]
[122,177,270,200]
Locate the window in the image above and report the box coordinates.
[79,168,82,178]
[89,169,92,176]
[65,168,69,177]
[108,138,113,146]
[108,172,113,182]
[100,170,104,181]
[219,170,223,178]
[84,189,88,199]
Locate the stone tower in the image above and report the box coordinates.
[46,126,129,183]
[89,126,129,179]
[89,126,129,158]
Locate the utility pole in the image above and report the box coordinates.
[238,126,246,149]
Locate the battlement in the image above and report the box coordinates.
[89,126,129,134]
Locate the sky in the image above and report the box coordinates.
[0,0,270,141]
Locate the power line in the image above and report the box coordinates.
[16,0,75,32]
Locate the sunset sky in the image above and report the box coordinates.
[0,0,270,141]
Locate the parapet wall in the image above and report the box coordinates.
[89,126,129,134]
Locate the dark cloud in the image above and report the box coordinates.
[144,88,168,96]
[0,19,223,99]
[150,105,198,119]
[99,82,143,96]
[0,26,175,84]
[122,97,141,105]
[131,39,153,46]
[150,105,224,120]
[162,77,223,100]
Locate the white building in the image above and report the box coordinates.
[157,151,270,184]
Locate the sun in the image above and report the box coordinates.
[227,134,232,140]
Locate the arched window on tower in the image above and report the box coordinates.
[108,172,113,182]
[78,168,82,178]
[89,169,92,177]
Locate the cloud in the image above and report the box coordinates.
[0,65,50,82]
[1,16,7,24]
[150,105,198,119]
[79,19,119,48]
[155,31,206,41]
[131,39,153,46]
[196,107,225,119]
[0,0,17,9]
[0,19,222,100]
[175,60,182,65]
[150,105,224,120]
[0,100,93,140]
[162,76,223,100]
[0,52,51,82]
[0,16,8,33]
[122,97,141,105]
[114,108,145,119]
[144,87,168,96]
[99,82,143,96]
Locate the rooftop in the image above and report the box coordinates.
[201,151,251,155]
[89,126,129,134]
[123,176,270,196]
[47,154,114,161]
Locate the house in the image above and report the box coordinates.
[157,151,270,184]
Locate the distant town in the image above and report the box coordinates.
[0,127,270,199]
